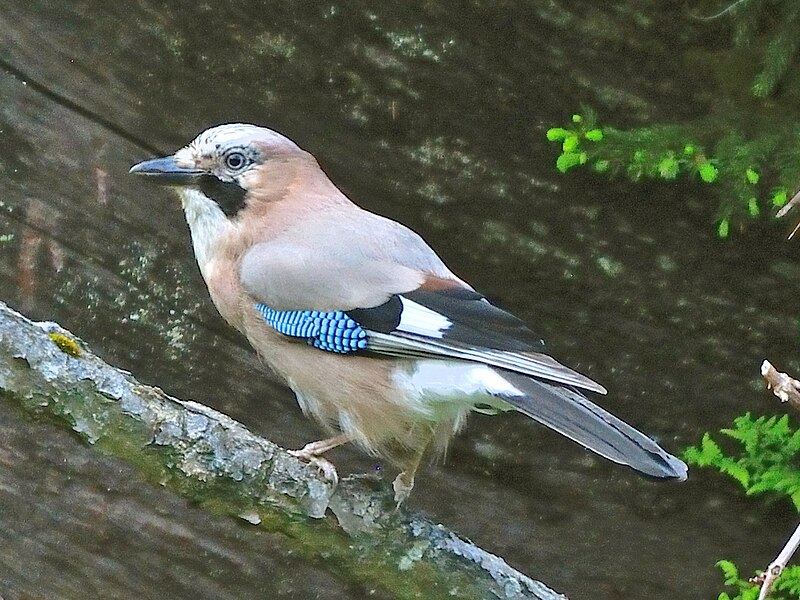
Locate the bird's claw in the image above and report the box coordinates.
[288,448,339,486]
[392,472,414,509]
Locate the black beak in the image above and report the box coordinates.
[129,156,203,185]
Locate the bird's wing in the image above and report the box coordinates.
[239,217,605,394]
[240,207,459,310]
[345,283,606,394]
[240,239,424,312]
[238,217,688,481]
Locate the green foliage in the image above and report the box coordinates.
[546,118,598,174]
[685,413,800,509]
[704,0,800,98]
[585,129,603,142]
[686,412,800,599]
[748,6,799,98]
[546,112,800,237]
[699,162,720,183]
[658,153,680,179]
[716,559,760,600]
[715,560,800,600]
[545,1,800,237]
[593,159,610,173]
[555,151,585,173]
[773,189,789,207]
[718,218,730,238]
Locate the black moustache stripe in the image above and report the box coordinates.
[196,175,247,217]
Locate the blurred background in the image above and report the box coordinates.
[1,1,799,598]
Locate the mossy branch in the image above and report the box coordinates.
[0,300,564,600]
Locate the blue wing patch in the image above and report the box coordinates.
[255,304,368,353]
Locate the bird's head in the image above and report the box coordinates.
[130,123,310,217]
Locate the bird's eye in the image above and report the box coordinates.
[224,151,247,171]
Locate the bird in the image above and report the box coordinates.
[130,123,687,504]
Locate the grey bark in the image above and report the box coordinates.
[0,300,565,600]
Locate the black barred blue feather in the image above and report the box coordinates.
[255,304,368,353]
[256,286,605,392]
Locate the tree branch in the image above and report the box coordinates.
[750,521,800,600]
[0,300,565,600]
[762,359,800,415]
[749,360,800,599]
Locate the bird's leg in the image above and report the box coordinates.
[291,434,352,456]
[392,434,432,508]
[288,433,353,484]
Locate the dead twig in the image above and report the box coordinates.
[761,360,800,411]
[750,522,800,600]
[775,189,800,239]
[753,360,800,598]
[689,0,752,21]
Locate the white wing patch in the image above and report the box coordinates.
[367,330,607,394]
[392,360,524,419]
[397,297,452,338]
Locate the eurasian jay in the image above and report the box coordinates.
[130,123,687,504]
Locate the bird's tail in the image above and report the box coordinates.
[499,371,688,480]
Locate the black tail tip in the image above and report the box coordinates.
[644,453,689,481]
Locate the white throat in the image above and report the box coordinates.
[177,188,235,279]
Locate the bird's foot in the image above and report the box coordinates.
[288,447,339,485]
[392,471,415,509]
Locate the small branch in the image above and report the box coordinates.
[753,360,800,598]
[689,0,752,21]
[761,359,800,411]
[0,300,564,600]
[775,189,800,219]
[775,189,800,239]
[750,522,800,600]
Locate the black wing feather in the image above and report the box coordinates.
[346,287,546,352]
[345,286,607,393]
[347,296,402,333]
